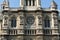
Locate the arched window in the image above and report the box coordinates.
[44,16,50,28]
[11,17,16,27]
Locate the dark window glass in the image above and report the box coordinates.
[26,0,28,6]
[33,0,35,6]
[11,18,16,27]
[44,20,50,27]
[29,0,31,6]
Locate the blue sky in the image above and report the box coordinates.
[0,0,60,10]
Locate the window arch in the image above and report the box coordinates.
[44,16,50,28]
[11,17,16,27]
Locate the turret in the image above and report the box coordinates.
[50,0,57,10]
[2,0,9,10]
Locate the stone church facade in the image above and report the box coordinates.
[0,0,60,40]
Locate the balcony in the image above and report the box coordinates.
[43,27,51,29]
[52,29,59,35]
[17,29,24,35]
[1,29,24,35]
[2,26,9,29]
[1,29,8,35]
[24,29,37,35]
[24,26,36,29]
[36,29,43,35]
[52,33,59,35]
[24,6,37,10]
[51,26,58,29]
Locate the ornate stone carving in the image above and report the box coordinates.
[26,16,35,25]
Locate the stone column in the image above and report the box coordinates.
[20,0,21,6]
[28,0,29,6]
[20,0,24,7]
[16,15,20,29]
[31,0,33,6]
[35,15,38,29]
[37,0,38,6]
[2,16,5,28]
[37,0,41,8]
[51,12,55,35]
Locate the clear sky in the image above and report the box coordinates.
[0,0,60,10]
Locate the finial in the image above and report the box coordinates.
[51,0,57,6]
[50,0,57,9]
[3,0,9,3]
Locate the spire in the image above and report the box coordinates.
[50,0,57,10]
[4,0,9,6]
[2,0,9,9]
[51,0,57,6]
